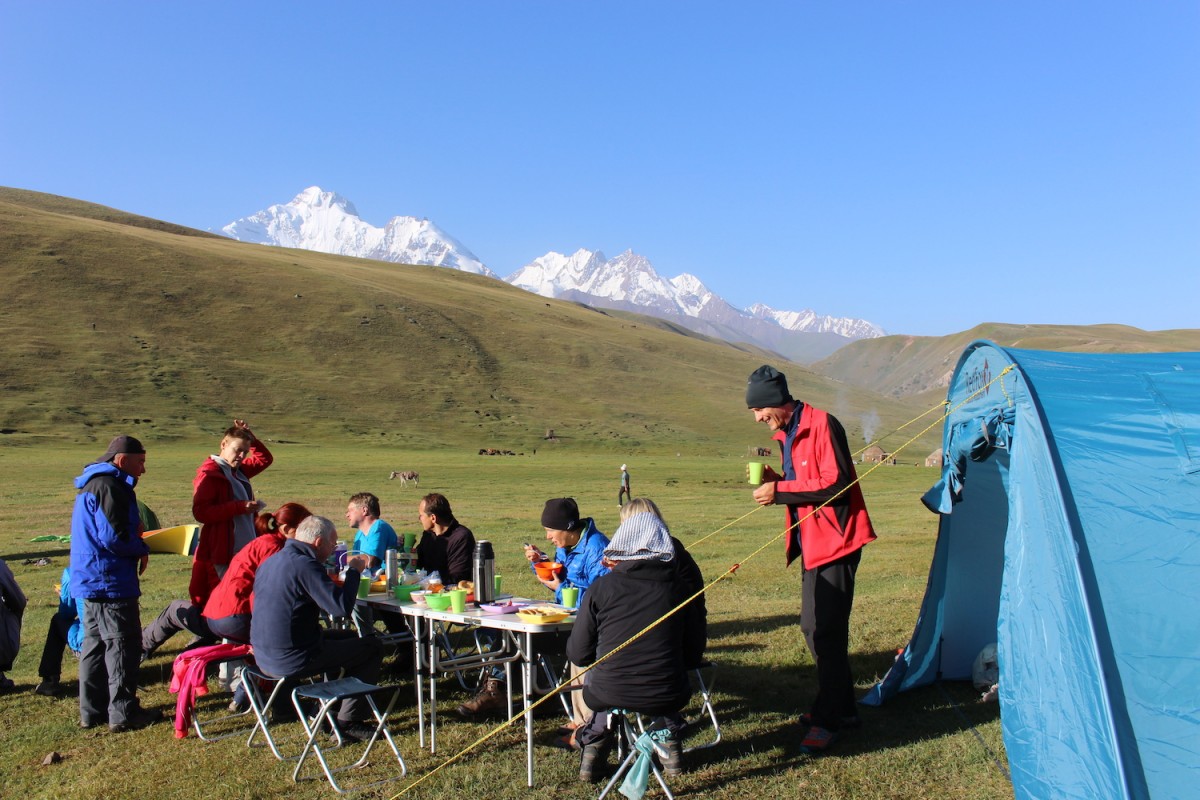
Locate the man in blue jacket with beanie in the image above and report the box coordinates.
[70,435,161,732]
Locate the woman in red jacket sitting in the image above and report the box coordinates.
[189,420,273,607]
[202,502,311,644]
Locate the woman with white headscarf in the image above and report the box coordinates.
[566,503,706,783]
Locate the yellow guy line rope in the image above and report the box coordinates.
[389,364,1015,798]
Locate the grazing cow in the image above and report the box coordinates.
[388,470,419,487]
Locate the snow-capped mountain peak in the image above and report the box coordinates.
[220,187,885,360]
[221,186,496,277]
[747,303,886,339]
[509,248,885,351]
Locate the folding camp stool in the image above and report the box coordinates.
[598,710,675,800]
[683,660,721,752]
[190,651,256,742]
[242,663,302,761]
[290,677,406,794]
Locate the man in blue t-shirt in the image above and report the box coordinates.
[345,492,399,575]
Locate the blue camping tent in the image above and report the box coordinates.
[863,341,1200,800]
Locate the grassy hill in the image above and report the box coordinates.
[813,322,1200,400]
[0,187,936,456]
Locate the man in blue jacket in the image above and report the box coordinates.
[70,435,161,732]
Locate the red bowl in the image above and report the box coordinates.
[534,561,563,581]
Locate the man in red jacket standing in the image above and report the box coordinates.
[746,365,876,754]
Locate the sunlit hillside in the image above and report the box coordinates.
[0,188,935,456]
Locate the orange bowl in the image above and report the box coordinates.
[533,561,563,581]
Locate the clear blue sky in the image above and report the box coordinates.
[2,2,1196,336]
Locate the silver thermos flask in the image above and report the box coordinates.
[385,548,398,591]
[472,540,495,605]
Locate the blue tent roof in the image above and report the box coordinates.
[863,341,1200,800]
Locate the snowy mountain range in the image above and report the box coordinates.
[221,187,885,361]
[222,187,495,277]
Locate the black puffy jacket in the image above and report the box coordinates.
[566,555,705,716]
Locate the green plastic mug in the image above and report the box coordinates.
[747,461,765,485]
[561,586,580,609]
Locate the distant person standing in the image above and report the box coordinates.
[345,492,399,575]
[618,464,631,507]
[745,365,876,754]
[69,435,161,731]
[190,419,273,608]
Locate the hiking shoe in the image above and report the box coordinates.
[228,697,250,713]
[333,720,379,745]
[799,711,861,729]
[799,725,838,754]
[109,707,162,733]
[34,679,64,697]
[579,738,612,783]
[658,737,684,776]
[456,677,506,719]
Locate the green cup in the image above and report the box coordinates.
[747,461,765,485]
[403,532,417,552]
[447,588,468,613]
[494,574,503,595]
[356,576,371,599]
[561,586,580,609]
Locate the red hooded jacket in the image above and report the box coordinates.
[189,439,272,606]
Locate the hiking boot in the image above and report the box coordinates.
[798,724,838,754]
[34,678,64,697]
[579,737,612,783]
[456,677,506,719]
[333,720,380,745]
[658,737,684,776]
[109,706,162,733]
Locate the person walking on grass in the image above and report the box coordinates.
[745,365,876,754]
[618,464,631,507]
[70,435,161,732]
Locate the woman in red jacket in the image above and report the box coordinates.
[189,420,273,607]
[202,502,310,644]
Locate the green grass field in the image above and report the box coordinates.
[0,445,1011,800]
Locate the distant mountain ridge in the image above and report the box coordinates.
[506,248,885,361]
[813,322,1200,400]
[0,185,927,453]
[220,187,885,361]
[222,187,496,277]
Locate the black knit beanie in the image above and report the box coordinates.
[541,497,580,531]
[745,365,792,408]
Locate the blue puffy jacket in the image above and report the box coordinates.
[57,568,85,652]
[69,462,148,600]
[530,517,610,605]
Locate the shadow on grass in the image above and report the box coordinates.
[688,614,1004,772]
[5,547,70,561]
